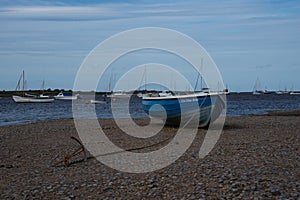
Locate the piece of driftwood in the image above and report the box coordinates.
[52,136,87,167]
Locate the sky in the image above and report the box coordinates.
[0,0,300,92]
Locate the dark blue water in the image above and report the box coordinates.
[226,93,300,116]
[0,93,300,126]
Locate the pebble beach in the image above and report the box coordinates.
[0,111,299,199]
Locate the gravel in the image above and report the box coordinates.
[0,113,299,199]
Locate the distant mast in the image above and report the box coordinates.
[22,70,25,97]
[145,65,147,91]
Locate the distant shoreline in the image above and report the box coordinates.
[2,90,299,97]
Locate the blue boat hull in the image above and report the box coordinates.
[142,94,222,127]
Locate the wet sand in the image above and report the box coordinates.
[0,111,299,199]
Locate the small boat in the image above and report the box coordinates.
[142,92,225,127]
[289,86,300,95]
[253,91,263,95]
[54,92,79,100]
[12,70,54,103]
[108,91,131,99]
[89,99,106,104]
[275,91,284,95]
[263,90,272,94]
[39,80,52,99]
[39,93,52,99]
[290,92,300,95]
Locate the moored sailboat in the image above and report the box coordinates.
[12,71,54,103]
[252,77,264,95]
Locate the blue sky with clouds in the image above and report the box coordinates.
[0,0,299,91]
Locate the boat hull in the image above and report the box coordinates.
[54,93,79,100]
[89,100,106,104]
[142,93,224,127]
[54,96,78,100]
[12,95,54,103]
[108,94,131,99]
[290,92,300,95]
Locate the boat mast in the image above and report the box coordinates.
[108,68,113,93]
[15,73,22,92]
[42,79,45,94]
[194,74,199,91]
[194,58,203,92]
[22,70,25,97]
[253,77,261,92]
[200,58,203,90]
[138,65,147,92]
[145,65,147,91]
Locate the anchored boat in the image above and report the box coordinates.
[12,70,54,103]
[54,92,79,100]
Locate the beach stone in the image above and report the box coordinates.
[5,164,13,168]
[270,189,281,196]
[32,189,39,195]
[46,186,52,190]
[136,191,141,196]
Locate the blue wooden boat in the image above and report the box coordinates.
[142,92,224,127]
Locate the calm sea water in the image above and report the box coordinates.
[0,93,300,126]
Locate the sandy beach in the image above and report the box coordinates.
[0,112,299,199]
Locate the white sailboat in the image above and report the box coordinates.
[39,79,52,99]
[290,86,300,95]
[137,65,147,98]
[252,77,264,95]
[107,69,130,99]
[12,70,54,103]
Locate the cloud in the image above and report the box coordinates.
[0,0,300,91]
[255,64,272,69]
[0,5,124,21]
[0,1,191,21]
[0,0,298,27]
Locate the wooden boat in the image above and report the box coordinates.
[142,92,225,127]
[12,71,54,103]
[12,95,54,103]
